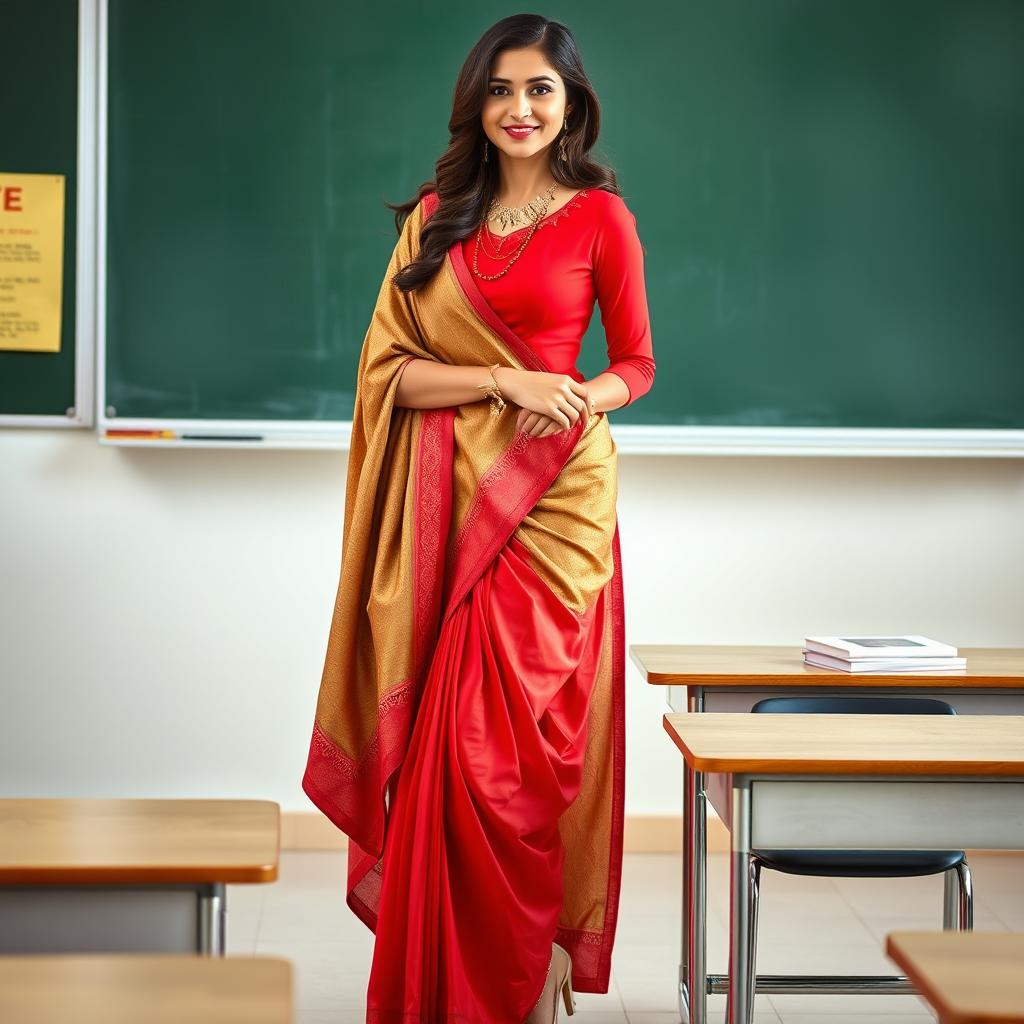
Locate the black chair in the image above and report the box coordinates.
[743,696,974,1011]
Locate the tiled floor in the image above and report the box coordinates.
[226,850,1024,1024]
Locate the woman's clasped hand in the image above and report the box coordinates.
[494,367,595,438]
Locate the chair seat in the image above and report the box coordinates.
[753,849,966,878]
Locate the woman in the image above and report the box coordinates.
[302,13,655,1024]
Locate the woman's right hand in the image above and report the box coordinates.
[493,368,592,431]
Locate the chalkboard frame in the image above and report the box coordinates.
[0,0,97,429]
[93,0,1024,457]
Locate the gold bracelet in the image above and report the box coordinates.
[474,362,506,416]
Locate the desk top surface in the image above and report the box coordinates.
[885,931,1024,1024]
[632,645,1024,688]
[0,955,293,1024]
[663,713,1024,775]
[0,799,279,884]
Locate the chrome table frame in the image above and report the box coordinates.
[672,684,1024,1024]
[720,773,1023,1024]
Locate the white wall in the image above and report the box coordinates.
[2,427,1022,815]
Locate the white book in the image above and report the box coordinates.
[804,651,967,674]
[804,634,959,660]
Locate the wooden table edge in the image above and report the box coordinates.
[884,932,1014,1024]
[0,798,281,885]
[0,863,280,885]
[0,954,295,1021]
[631,645,1024,688]
[660,714,1024,776]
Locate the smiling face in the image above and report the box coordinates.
[482,46,572,164]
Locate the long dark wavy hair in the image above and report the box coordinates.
[387,13,619,292]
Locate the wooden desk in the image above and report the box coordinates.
[886,932,1024,1024]
[633,645,1024,713]
[0,954,293,1024]
[663,713,1024,1024]
[0,799,279,955]
[632,644,1024,1024]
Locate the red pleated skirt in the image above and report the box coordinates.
[364,532,606,1024]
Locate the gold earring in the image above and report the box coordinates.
[557,119,568,162]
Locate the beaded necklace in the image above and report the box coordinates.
[471,183,557,281]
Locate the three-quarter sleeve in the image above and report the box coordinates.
[591,197,656,406]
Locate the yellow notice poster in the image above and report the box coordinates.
[0,173,65,352]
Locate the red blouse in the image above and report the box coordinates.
[458,188,656,406]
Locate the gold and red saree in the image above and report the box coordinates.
[302,190,625,1022]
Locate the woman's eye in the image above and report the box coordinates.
[489,86,552,96]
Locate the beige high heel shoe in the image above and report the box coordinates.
[525,942,576,1023]
[552,942,576,1017]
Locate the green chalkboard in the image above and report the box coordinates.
[104,0,1024,429]
[0,0,79,419]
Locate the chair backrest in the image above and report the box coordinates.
[750,696,956,715]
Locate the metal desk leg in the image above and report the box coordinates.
[726,781,752,1024]
[956,860,973,931]
[680,768,690,1022]
[198,883,226,955]
[942,868,957,930]
[681,690,707,1024]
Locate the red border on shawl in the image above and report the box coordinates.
[343,403,456,932]
[412,408,455,679]
[299,411,452,860]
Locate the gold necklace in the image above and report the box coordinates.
[472,183,556,281]
[486,183,557,233]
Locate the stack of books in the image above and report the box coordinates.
[803,635,967,673]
